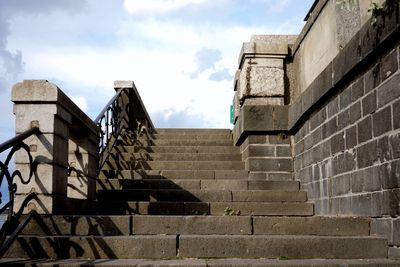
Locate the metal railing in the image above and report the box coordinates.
[0,126,40,256]
[95,89,125,171]
[95,84,154,173]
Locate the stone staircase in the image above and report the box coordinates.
[2,128,398,266]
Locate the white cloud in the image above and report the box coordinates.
[123,0,209,15]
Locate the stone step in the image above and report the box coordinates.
[131,215,370,236]
[17,215,371,237]
[96,179,300,191]
[98,169,249,180]
[96,189,307,202]
[153,128,231,135]
[20,215,130,236]
[2,258,400,266]
[116,139,234,147]
[120,133,233,141]
[4,235,177,259]
[102,160,245,171]
[178,235,387,259]
[113,152,242,162]
[115,145,240,154]
[97,201,314,216]
[5,235,386,260]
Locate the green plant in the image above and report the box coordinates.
[279,256,289,260]
[223,207,241,216]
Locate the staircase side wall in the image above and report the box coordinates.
[233,0,400,252]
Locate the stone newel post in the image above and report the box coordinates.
[12,80,98,214]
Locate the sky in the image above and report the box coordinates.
[0,0,314,203]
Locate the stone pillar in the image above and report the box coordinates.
[12,80,99,214]
[233,36,296,181]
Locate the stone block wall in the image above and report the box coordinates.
[232,0,400,254]
[241,135,293,181]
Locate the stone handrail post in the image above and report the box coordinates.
[12,80,99,214]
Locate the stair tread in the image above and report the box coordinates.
[2,258,399,266]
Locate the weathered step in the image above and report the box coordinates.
[20,215,130,236]
[4,235,177,259]
[123,133,233,140]
[96,179,300,191]
[97,189,306,202]
[2,258,400,266]
[99,170,249,180]
[97,201,210,215]
[210,202,314,216]
[115,145,240,154]
[115,152,242,162]
[178,235,387,259]
[153,128,231,134]
[131,215,369,236]
[102,160,245,171]
[252,216,370,236]
[97,201,314,216]
[133,215,252,235]
[119,139,234,146]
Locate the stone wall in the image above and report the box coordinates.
[232,0,400,256]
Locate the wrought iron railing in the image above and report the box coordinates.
[95,83,154,173]
[95,88,125,171]
[0,126,40,257]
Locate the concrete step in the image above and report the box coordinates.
[153,128,231,135]
[98,169,249,180]
[4,235,177,259]
[102,160,245,171]
[0,257,400,267]
[115,145,240,154]
[2,258,400,266]
[117,139,234,147]
[97,201,314,216]
[96,179,300,191]
[113,152,242,162]
[178,235,387,259]
[96,189,307,202]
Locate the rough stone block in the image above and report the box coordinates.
[393,99,400,129]
[332,174,351,196]
[349,101,361,124]
[351,166,381,193]
[327,96,339,118]
[381,48,399,82]
[351,77,365,101]
[340,86,352,110]
[276,146,291,157]
[268,135,290,144]
[371,218,393,244]
[357,140,378,168]
[310,107,327,130]
[246,158,293,172]
[330,131,345,155]
[267,172,294,181]
[389,246,400,260]
[242,145,274,159]
[322,117,338,140]
[362,90,377,116]
[377,72,400,108]
[357,116,373,144]
[364,63,381,93]
[373,105,392,137]
[345,125,357,149]
[389,133,400,159]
